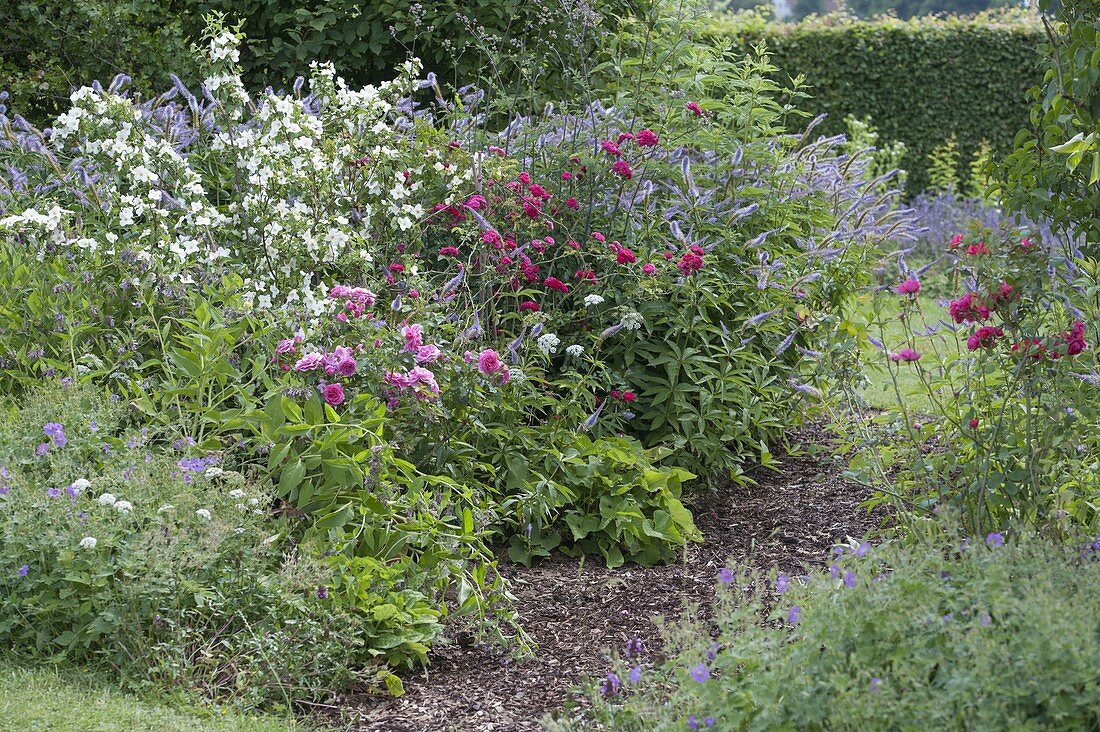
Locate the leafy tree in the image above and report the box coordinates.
[996,0,1100,250]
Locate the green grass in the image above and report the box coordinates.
[858,295,963,413]
[0,661,309,732]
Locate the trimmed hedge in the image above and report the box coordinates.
[704,11,1045,193]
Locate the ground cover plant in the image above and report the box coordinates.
[560,527,1100,731]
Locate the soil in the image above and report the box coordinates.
[327,429,889,732]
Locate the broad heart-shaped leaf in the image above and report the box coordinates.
[565,512,600,540]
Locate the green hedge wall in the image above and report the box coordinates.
[704,12,1045,193]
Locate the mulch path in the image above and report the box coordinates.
[326,429,889,731]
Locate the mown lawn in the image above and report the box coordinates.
[0,661,308,732]
[858,295,963,413]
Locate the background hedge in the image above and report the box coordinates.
[704,11,1045,193]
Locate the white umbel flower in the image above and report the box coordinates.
[114,500,133,514]
[536,333,560,354]
[566,344,584,357]
[196,508,212,520]
[96,493,116,506]
[78,537,98,550]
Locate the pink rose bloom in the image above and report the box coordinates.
[478,349,503,375]
[897,279,921,295]
[642,263,656,275]
[275,338,296,355]
[385,371,414,389]
[401,324,423,352]
[408,366,440,395]
[295,353,324,372]
[336,358,357,377]
[416,345,443,364]
[323,383,345,406]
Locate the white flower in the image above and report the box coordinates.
[114,500,133,514]
[196,509,212,520]
[157,504,175,513]
[566,344,585,357]
[78,537,98,550]
[536,333,561,355]
[620,311,644,330]
[583,294,605,307]
[96,493,117,506]
[234,527,246,535]
[228,488,246,499]
[69,478,91,495]
[204,466,224,478]
[248,498,260,506]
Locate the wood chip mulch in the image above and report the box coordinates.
[323,429,889,732]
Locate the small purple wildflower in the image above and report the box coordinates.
[46,487,60,498]
[690,663,710,683]
[629,666,642,684]
[704,717,716,727]
[979,613,992,627]
[776,574,789,594]
[706,642,719,662]
[625,637,643,658]
[43,422,67,447]
[856,541,871,558]
[787,605,801,624]
[316,586,329,599]
[18,564,29,578]
[830,564,839,579]
[870,677,882,694]
[688,716,699,731]
[718,567,735,584]
[599,672,622,698]
[843,571,857,588]
[985,532,1004,548]
[35,443,49,456]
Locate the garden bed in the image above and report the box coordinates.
[337,429,888,731]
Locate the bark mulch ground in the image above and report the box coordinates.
[328,429,889,732]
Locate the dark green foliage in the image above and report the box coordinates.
[997,0,1100,252]
[187,0,652,111]
[705,12,1045,193]
[0,0,199,123]
[846,0,1017,18]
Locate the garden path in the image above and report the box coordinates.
[333,429,886,732]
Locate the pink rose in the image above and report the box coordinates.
[323,383,345,406]
[295,353,324,372]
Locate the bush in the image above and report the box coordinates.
[189,0,654,111]
[0,5,912,698]
[0,0,199,124]
[704,10,1044,194]
[0,386,374,705]
[560,527,1100,731]
[998,0,1100,254]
